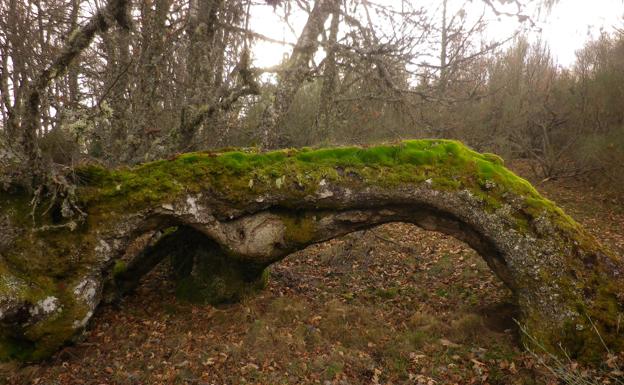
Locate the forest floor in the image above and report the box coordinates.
[3,164,624,385]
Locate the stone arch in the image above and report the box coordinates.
[0,140,622,362]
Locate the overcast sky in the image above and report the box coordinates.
[249,0,624,69]
[521,0,623,65]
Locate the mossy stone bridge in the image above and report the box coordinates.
[0,140,622,362]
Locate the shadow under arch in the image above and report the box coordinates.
[105,204,516,312]
[106,224,270,305]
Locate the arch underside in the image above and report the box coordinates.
[111,204,514,307]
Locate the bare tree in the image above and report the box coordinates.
[258,0,336,148]
[17,0,130,186]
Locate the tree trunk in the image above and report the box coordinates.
[179,0,225,150]
[439,0,448,92]
[19,0,131,186]
[1,140,622,363]
[260,0,335,149]
[315,0,341,143]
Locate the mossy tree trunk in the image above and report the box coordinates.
[0,140,622,362]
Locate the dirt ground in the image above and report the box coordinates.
[3,166,624,385]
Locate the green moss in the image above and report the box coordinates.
[168,228,269,305]
[174,263,268,305]
[175,266,268,305]
[482,153,505,165]
[0,336,36,361]
[281,213,318,245]
[0,277,89,362]
[112,260,127,278]
[520,263,624,364]
[430,177,461,190]
[73,139,594,287]
[75,139,561,221]
[375,287,399,299]
[162,226,178,236]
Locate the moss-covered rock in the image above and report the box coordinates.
[0,139,622,362]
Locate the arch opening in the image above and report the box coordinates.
[264,205,518,296]
[76,222,527,384]
[274,221,520,330]
[105,204,519,312]
[105,225,269,306]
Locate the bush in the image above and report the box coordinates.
[575,129,624,194]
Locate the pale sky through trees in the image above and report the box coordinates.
[250,0,624,68]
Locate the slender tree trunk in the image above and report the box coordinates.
[128,0,171,161]
[179,0,224,150]
[260,0,335,149]
[315,0,340,143]
[6,0,26,144]
[102,20,131,161]
[67,0,80,108]
[0,30,17,141]
[439,0,448,92]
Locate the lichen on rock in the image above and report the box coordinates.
[0,139,622,362]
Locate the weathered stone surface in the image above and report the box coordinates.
[0,139,622,362]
